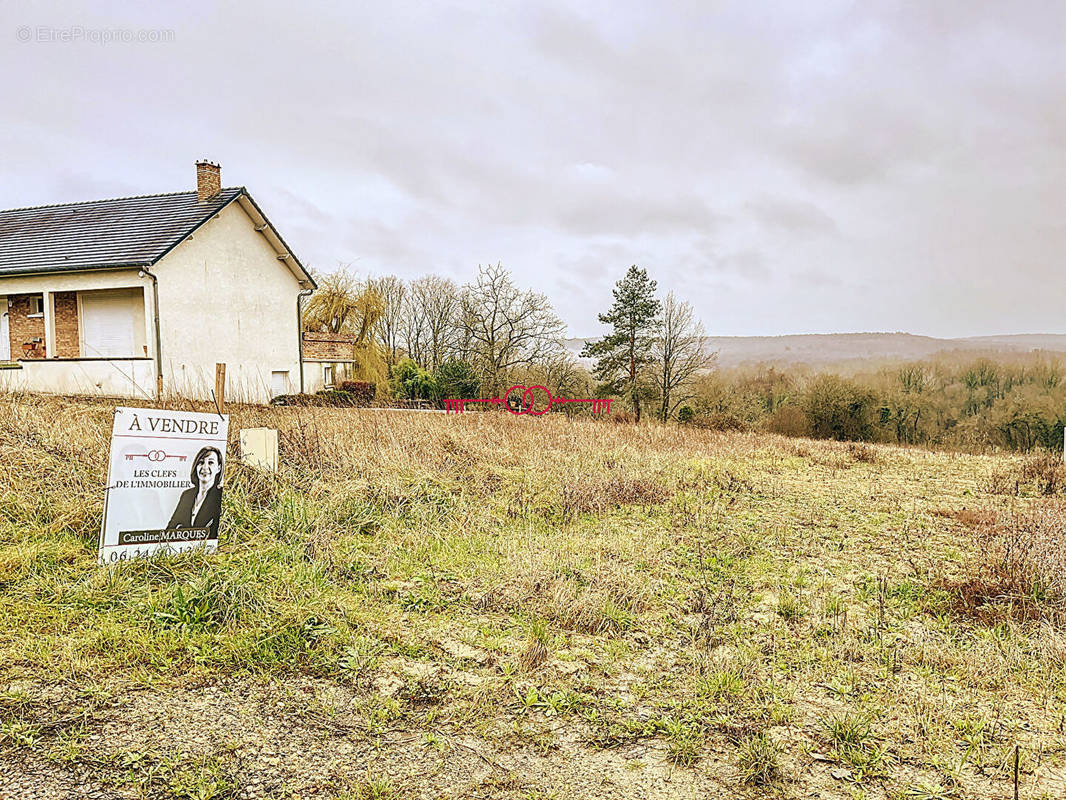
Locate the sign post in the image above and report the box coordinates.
[215,363,227,413]
[98,407,229,565]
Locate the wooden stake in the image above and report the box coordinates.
[215,363,226,413]
[1014,744,1020,800]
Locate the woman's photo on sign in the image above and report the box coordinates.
[167,446,224,538]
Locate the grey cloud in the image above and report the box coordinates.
[0,0,1064,337]
[747,197,837,236]
[716,250,772,282]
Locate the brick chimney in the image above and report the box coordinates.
[195,160,221,202]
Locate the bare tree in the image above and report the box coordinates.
[401,289,429,367]
[368,275,407,366]
[653,292,716,421]
[460,263,566,396]
[518,351,592,401]
[406,275,460,370]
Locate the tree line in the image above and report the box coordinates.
[302,263,715,420]
[686,355,1066,452]
[302,263,1062,450]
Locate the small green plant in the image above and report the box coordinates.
[168,757,239,800]
[776,590,806,620]
[337,638,382,681]
[695,667,745,702]
[343,773,398,800]
[823,593,846,618]
[821,711,886,780]
[822,711,873,748]
[663,717,702,766]
[152,582,220,631]
[518,686,582,717]
[0,720,40,747]
[737,732,781,785]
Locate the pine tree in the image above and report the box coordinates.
[581,265,662,421]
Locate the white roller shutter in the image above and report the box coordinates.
[81,291,136,358]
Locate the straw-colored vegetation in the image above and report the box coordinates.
[2,394,1066,798]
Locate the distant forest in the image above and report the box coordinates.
[688,351,1066,452]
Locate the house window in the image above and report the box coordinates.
[27,296,43,317]
[323,365,334,388]
[271,371,289,398]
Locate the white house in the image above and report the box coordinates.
[0,162,317,403]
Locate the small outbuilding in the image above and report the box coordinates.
[0,162,316,403]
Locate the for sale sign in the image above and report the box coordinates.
[98,407,229,565]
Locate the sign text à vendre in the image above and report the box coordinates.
[98,407,229,565]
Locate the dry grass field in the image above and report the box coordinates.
[2,394,1066,799]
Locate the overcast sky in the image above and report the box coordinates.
[2,1,1064,338]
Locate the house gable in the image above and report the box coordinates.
[151,200,306,400]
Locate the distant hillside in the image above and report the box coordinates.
[564,332,1066,369]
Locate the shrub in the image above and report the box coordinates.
[847,442,879,464]
[942,503,1066,622]
[802,374,876,441]
[338,381,376,405]
[698,412,748,432]
[983,468,1019,496]
[391,358,437,401]
[561,474,671,516]
[1020,452,1066,495]
[765,405,809,437]
[271,390,374,408]
[433,359,480,403]
[677,405,695,424]
[984,453,1066,496]
[986,506,1066,604]
[315,389,358,407]
[270,393,312,407]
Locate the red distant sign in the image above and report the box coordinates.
[444,385,612,416]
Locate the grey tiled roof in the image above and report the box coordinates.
[0,188,245,276]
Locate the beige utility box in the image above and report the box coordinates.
[240,427,278,472]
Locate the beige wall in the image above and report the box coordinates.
[0,358,155,398]
[0,269,146,295]
[154,201,305,403]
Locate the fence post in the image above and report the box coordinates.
[215,363,226,413]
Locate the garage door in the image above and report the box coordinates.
[81,291,136,358]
